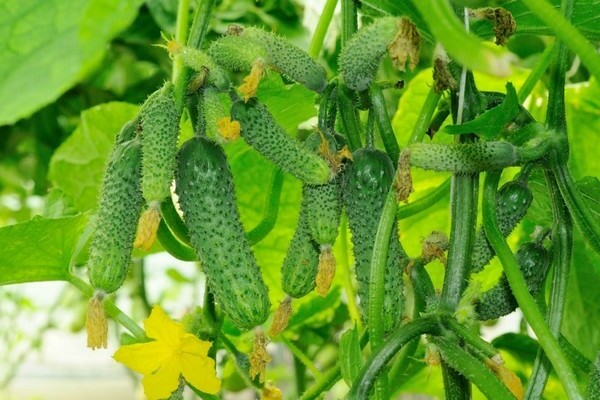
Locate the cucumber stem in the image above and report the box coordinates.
[408,87,442,145]
[397,178,450,220]
[172,0,191,110]
[370,84,401,162]
[517,44,555,103]
[339,213,363,330]
[308,0,338,59]
[341,0,357,45]
[280,335,323,380]
[247,167,285,246]
[482,171,583,400]
[156,220,196,261]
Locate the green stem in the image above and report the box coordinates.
[341,0,357,45]
[340,213,363,329]
[246,168,284,246]
[520,0,600,84]
[156,220,196,261]
[172,0,190,83]
[408,87,442,144]
[280,335,323,380]
[299,365,341,400]
[433,336,514,400]
[220,334,262,389]
[187,0,216,49]
[370,84,401,162]
[367,187,399,399]
[67,275,146,341]
[527,9,574,395]
[337,85,363,151]
[482,171,583,400]
[347,316,440,400]
[517,44,555,103]
[160,196,191,246]
[308,0,338,59]
[443,317,499,361]
[294,355,307,397]
[397,178,450,220]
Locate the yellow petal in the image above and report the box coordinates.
[113,341,171,375]
[144,306,184,345]
[180,350,221,394]
[180,334,213,357]
[142,356,181,400]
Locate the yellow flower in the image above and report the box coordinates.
[114,306,221,400]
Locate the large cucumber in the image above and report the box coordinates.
[175,136,270,330]
[343,147,407,335]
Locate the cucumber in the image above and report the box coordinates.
[408,141,519,173]
[338,17,399,92]
[175,136,270,330]
[343,148,407,334]
[586,354,600,400]
[140,84,180,206]
[475,241,550,321]
[471,179,533,273]
[208,30,268,72]
[281,199,320,299]
[231,98,332,185]
[178,46,229,91]
[88,139,144,294]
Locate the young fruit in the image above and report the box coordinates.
[230,98,332,185]
[471,179,533,273]
[175,136,270,330]
[343,147,407,335]
[408,141,519,173]
[475,240,550,321]
[88,138,144,294]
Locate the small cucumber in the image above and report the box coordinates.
[476,241,550,321]
[88,139,144,294]
[175,136,270,330]
[140,84,180,205]
[338,17,399,92]
[471,179,533,273]
[408,141,519,173]
[343,148,407,335]
[208,31,268,72]
[178,47,229,91]
[231,98,332,185]
[586,354,600,400]
[281,198,320,299]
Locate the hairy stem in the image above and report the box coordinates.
[308,0,338,59]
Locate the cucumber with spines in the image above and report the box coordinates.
[476,241,550,321]
[231,98,332,185]
[175,136,270,330]
[471,179,533,273]
[177,47,229,91]
[208,32,268,71]
[281,199,320,298]
[140,84,180,205]
[343,147,407,335]
[409,141,520,173]
[88,139,144,294]
[338,17,400,92]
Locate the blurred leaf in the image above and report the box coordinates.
[444,83,519,139]
[145,0,178,34]
[0,0,143,126]
[48,102,139,212]
[577,176,600,219]
[0,215,87,285]
[340,325,362,386]
[165,268,193,283]
[43,188,79,218]
[491,332,539,364]
[286,286,342,330]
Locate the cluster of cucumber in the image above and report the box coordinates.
[87,19,553,347]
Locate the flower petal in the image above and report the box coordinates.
[144,305,184,345]
[180,350,221,394]
[113,341,170,375]
[142,355,181,400]
[180,333,212,356]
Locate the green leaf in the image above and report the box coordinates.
[491,332,539,364]
[48,102,139,212]
[577,176,600,220]
[0,215,87,285]
[0,0,143,126]
[443,83,520,139]
[340,325,363,386]
[286,286,342,330]
[145,0,178,34]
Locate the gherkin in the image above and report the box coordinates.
[175,136,270,330]
[343,147,408,335]
[88,139,144,294]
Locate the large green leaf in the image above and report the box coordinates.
[48,102,139,212]
[0,215,87,285]
[0,0,143,126]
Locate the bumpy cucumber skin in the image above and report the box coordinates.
[476,241,550,321]
[304,178,342,246]
[140,86,180,204]
[339,17,399,92]
[409,141,519,173]
[343,148,406,335]
[88,139,144,293]
[231,99,331,185]
[208,34,267,71]
[176,136,270,330]
[281,199,320,298]
[244,27,327,93]
[586,354,600,400]
[471,180,533,273]
[181,48,229,91]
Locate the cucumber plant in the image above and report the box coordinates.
[4,0,600,399]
